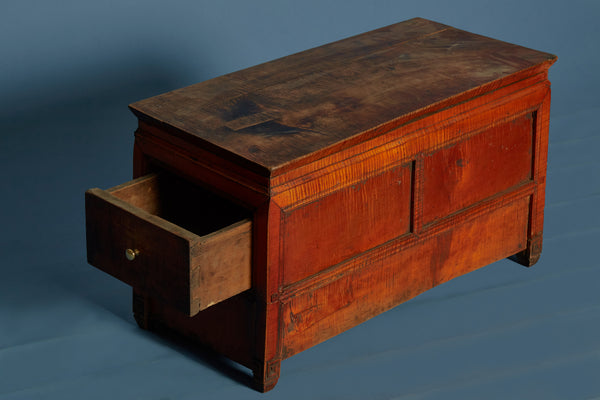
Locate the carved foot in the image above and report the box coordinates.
[509,234,543,267]
[252,359,281,392]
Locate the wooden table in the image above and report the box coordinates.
[85,17,556,391]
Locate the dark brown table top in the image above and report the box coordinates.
[130,17,556,174]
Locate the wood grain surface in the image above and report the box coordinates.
[94,17,558,391]
[130,17,555,174]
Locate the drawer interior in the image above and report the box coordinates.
[109,171,250,236]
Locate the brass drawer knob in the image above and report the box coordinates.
[125,248,140,261]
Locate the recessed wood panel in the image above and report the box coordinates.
[282,164,412,285]
[422,113,534,225]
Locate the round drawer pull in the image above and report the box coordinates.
[125,248,140,261]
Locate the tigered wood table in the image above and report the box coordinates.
[85,18,556,391]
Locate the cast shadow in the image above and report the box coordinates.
[3,52,254,388]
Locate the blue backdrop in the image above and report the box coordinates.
[1,1,599,399]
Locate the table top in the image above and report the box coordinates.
[130,17,556,175]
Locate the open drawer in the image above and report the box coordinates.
[85,173,252,317]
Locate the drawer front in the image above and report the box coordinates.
[85,174,252,316]
[422,112,534,225]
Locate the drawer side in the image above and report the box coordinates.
[190,219,252,315]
